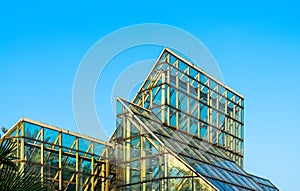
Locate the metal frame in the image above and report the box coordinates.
[113,97,218,191]
[133,48,245,167]
[2,118,112,191]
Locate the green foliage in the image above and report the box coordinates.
[0,139,54,191]
[0,128,7,135]
[0,166,52,191]
[0,140,17,170]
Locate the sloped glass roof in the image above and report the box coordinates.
[249,174,279,191]
[115,97,218,190]
[118,98,265,191]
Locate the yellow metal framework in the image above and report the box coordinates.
[113,98,218,191]
[2,117,112,191]
[133,48,245,167]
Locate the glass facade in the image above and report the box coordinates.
[1,48,278,191]
[2,118,112,191]
[133,48,244,167]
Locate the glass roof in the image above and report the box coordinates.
[249,174,279,191]
[118,98,268,191]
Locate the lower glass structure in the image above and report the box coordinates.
[2,118,112,191]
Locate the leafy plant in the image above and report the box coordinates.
[0,139,53,191]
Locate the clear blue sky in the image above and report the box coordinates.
[1,1,299,190]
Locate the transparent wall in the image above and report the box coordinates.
[4,119,111,191]
[133,49,245,167]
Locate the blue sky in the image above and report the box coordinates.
[1,1,299,190]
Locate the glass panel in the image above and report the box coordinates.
[63,170,75,181]
[189,81,198,99]
[212,110,217,126]
[227,101,234,116]
[219,97,226,113]
[190,119,198,136]
[44,128,59,145]
[170,107,177,127]
[169,87,176,107]
[81,158,92,174]
[218,132,225,146]
[235,106,242,122]
[189,97,198,118]
[79,138,91,153]
[44,165,59,179]
[227,90,234,100]
[178,75,188,92]
[178,92,187,112]
[178,60,188,72]
[200,104,208,122]
[210,79,217,91]
[62,154,76,171]
[211,92,218,109]
[178,113,188,132]
[170,54,177,65]
[44,150,59,167]
[25,144,41,163]
[62,133,76,149]
[190,67,198,79]
[211,127,217,144]
[24,122,42,140]
[8,129,17,137]
[218,85,226,95]
[152,87,162,107]
[219,113,225,129]
[200,123,208,140]
[200,73,208,85]
[200,85,208,104]
[130,160,141,183]
[94,142,105,156]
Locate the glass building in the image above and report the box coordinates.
[1,48,278,190]
[133,48,244,167]
[2,118,112,191]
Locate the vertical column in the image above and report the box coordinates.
[175,73,179,128]
[101,149,105,191]
[125,119,130,185]
[91,142,95,191]
[208,84,212,143]
[40,128,44,181]
[140,135,146,191]
[149,75,153,109]
[20,122,25,171]
[161,72,166,124]
[75,138,80,191]
[105,147,109,191]
[59,133,63,191]
[197,79,201,138]
[159,147,164,191]
[164,154,168,191]
[187,81,190,134]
